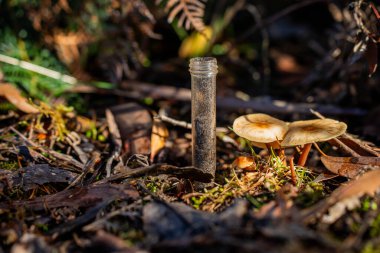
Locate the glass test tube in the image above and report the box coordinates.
[189,57,218,179]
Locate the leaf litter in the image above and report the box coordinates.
[0,100,380,252]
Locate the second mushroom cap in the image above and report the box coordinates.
[281,118,347,147]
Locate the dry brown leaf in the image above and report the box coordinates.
[302,170,380,223]
[321,155,380,178]
[231,156,255,170]
[150,117,169,162]
[0,83,39,113]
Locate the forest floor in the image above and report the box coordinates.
[0,81,379,253]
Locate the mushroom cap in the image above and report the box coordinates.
[233,114,288,143]
[281,118,347,147]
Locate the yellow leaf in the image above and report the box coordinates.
[179,26,213,58]
[150,118,169,162]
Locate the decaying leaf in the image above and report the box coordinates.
[0,83,39,113]
[0,164,77,191]
[302,170,380,223]
[231,156,255,170]
[0,183,139,212]
[321,155,380,178]
[150,117,169,162]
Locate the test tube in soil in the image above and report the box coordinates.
[189,57,218,180]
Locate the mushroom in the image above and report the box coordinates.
[232,113,288,150]
[281,118,347,166]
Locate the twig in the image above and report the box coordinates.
[0,54,77,85]
[155,114,229,133]
[156,114,191,129]
[72,82,367,116]
[105,109,123,177]
[64,152,101,190]
[95,163,213,184]
[65,132,89,164]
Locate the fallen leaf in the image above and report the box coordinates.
[312,172,339,183]
[0,83,39,113]
[321,155,380,178]
[0,183,139,211]
[150,117,169,162]
[302,170,380,223]
[231,156,255,170]
[0,164,77,191]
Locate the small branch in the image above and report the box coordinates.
[95,163,213,184]
[72,82,367,116]
[155,114,228,133]
[156,114,191,129]
[105,109,123,177]
[0,54,77,85]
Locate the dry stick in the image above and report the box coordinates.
[65,152,101,190]
[72,82,366,116]
[105,109,122,177]
[156,114,228,133]
[298,143,312,167]
[289,156,297,186]
[95,163,213,185]
[0,54,77,85]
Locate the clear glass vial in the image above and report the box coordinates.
[189,57,218,179]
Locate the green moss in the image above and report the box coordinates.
[370,213,380,238]
[0,161,18,170]
[361,243,380,253]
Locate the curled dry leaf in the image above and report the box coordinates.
[0,83,39,113]
[231,156,255,170]
[321,155,380,178]
[150,117,169,162]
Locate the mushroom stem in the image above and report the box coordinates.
[289,156,297,186]
[297,143,312,167]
